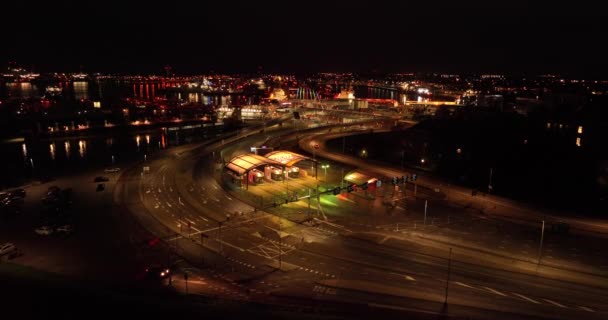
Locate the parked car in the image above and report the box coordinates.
[9,188,26,198]
[47,186,61,196]
[104,168,121,173]
[94,176,109,182]
[35,226,54,236]
[55,224,74,236]
[0,243,19,259]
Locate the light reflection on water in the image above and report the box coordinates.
[78,140,86,158]
[49,143,55,160]
[65,141,71,158]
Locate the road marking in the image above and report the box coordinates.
[511,292,540,304]
[166,202,172,208]
[405,275,416,281]
[482,286,506,296]
[455,282,473,288]
[577,306,595,312]
[185,218,197,225]
[199,217,209,222]
[543,299,567,308]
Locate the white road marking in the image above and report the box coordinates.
[455,282,473,288]
[511,292,540,304]
[543,299,567,308]
[166,202,172,208]
[482,286,506,296]
[405,275,416,281]
[225,195,232,200]
[577,306,595,312]
[185,218,197,225]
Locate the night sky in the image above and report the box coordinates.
[3,1,608,76]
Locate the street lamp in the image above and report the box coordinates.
[218,214,231,255]
[321,164,330,182]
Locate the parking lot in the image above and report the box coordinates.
[0,169,158,282]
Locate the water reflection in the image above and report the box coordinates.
[78,140,86,158]
[64,141,71,158]
[136,135,141,148]
[8,82,36,99]
[22,143,27,159]
[145,134,150,145]
[73,81,89,100]
[49,143,55,160]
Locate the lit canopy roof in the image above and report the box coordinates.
[225,153,284,175]
[265,150,314,167]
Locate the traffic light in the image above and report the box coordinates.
[333,187,341,195]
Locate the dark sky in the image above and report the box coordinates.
[3,0,608,76]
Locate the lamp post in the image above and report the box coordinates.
[537,220,545,265]
[488,167,494,194]
[321,164,330,183]
[218,214,231,255]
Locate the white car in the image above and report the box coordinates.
[35,226,54,236]
[104,168,121,173]
[0,243,18,258]
[55,224,74,235]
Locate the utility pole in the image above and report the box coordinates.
[488,167,493,194]
[307,188,311,219]
[279,215,282,270]
[444,248,452,304]
[424,200,428,225]
[537,220,545,265]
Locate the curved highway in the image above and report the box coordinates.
[114,113,608,319]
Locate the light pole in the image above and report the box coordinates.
[321,164,330,183]
[30,158,35,178]
[488,167,493,194]
[218,214,231,255]
[424,199,428,225]
[537,220,545,265]
[444,248,452,305]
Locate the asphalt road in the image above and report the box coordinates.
[114,113,608,319]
